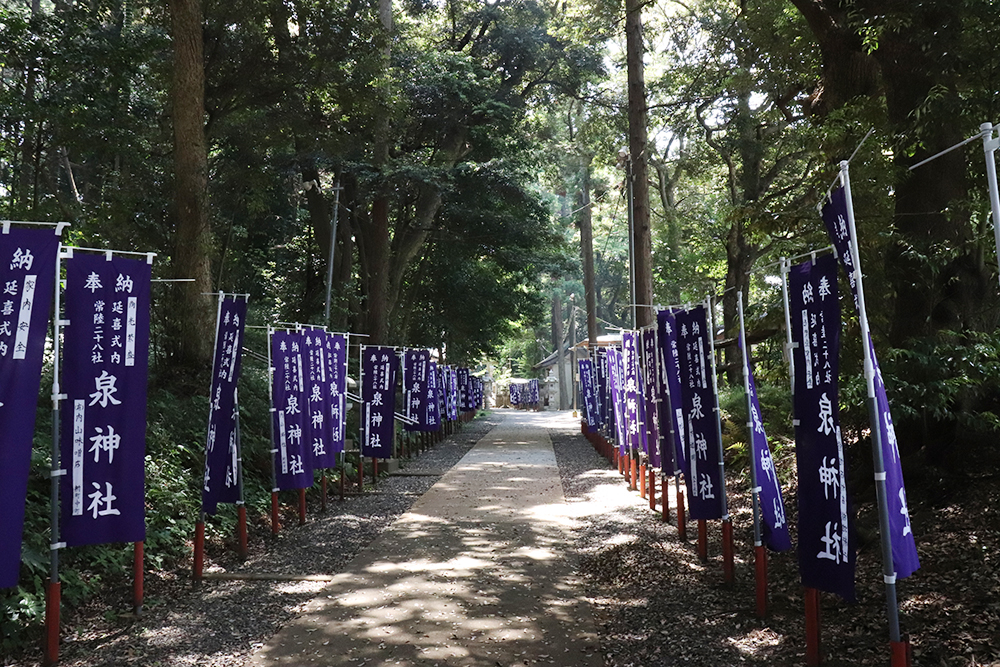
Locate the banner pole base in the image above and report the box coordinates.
[340,463,346,501]
[297,488,306,526]
[629,456,637,491]
[43,581,60,666]
[754,545,768,618]
[639,462,646,498]
[133,541,144,617]
[697,520,708,562]
[373,457,379,485]
[358,455,364,494]
[661,473,670,522]
[193,521,205,582]
[805,587,822,666]
[890,638,912,667]
[270,491,280,534]
[677,487,687,541]
[648,468,656,510]
[722,519,734,584]
[321,473,327,512]
[237,506,248,560]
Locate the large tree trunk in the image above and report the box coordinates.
[168,0,215,371]
[625,0,654,329]
[365,0,394,345]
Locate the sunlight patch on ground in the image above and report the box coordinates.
[726,627,784,655]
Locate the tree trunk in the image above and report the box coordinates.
[168,0,215,371]
[365,0,394,344]
[578,159,599,346]
[625,0,654,329]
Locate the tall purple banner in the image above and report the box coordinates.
[510,382,522,406]
[740,336,791,552]
[595,350,608,427]
[324,333,348,454]
[404,350,436,431]
[621,332,645,455]
[606,347,627,454]
[271,331,313,490]
[457,367,472,412]
[675,306,726,520]
[822,187,919,579]
[0,228,58,587]
[528,379,539,406]
[641,329,661,469]
[362,346,397,458]
[790,255,855,600]
[578,359,598,428]
[426,361,441,428]
[61,253,151,547]
[657,310,687,477]
[303,330,335,469]
[202,296,247,516]
[447,366,459,420]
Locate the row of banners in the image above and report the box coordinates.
[576,185,919,601]
[507,379,539,406]
[0,224,484,589]
[0,231,153,587]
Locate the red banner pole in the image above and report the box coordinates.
[237,505,248,559]
[805,587,822,666]
[321,473,327,512]
[890,638,912,667]
[297,488,306,525]
[629,455,637,491]
[43,581,60,665]
[358,455,364,493]
[697,519,708,562]
[722,518,735,584]
[193,518,205,582]
[373,457,379,486]
[648,468,656,511]
[661,472,670,522]
[133,541,144,617]
[270,491,280,534]
[639,461,646,498]
[755,545,768,617]
[676,477,687,541]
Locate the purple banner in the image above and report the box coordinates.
[528,379,539,405]
[302,330,335,469]
[641,329,661,469]
[595,350,609,427]
[578,359,598,428]
[201,296,248,516]
[823,187,919,579]
[657,310,687,477]
[324,333,348,454]
[362,346,397,458]
[621,332,645,455]
[426,361,441,428]
[790,255,855,601]
[403,350,435,431]
[606,347,627,454]
[509,382,522,405]
[271,331,313,490]
[675,306,726,520]
[457,367,471,412]
[740,336,791,552]
[0,229,58,587]
[447,366,459,420]
[61,253,151,547]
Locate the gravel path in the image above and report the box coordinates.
[8,410,999,667]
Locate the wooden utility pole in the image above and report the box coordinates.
[625,0,654,328]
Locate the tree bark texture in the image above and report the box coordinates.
[625,0,654,329]
[579,160,599,346]
[168,0,215,370]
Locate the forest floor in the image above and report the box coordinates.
[4,409,999,666]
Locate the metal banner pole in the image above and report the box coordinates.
[267,326,280,534]
[738,291,766,615]
[706,297,734,583]
[44,241,68,666]
[839,160,902,645]
[981,123,1000,289]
